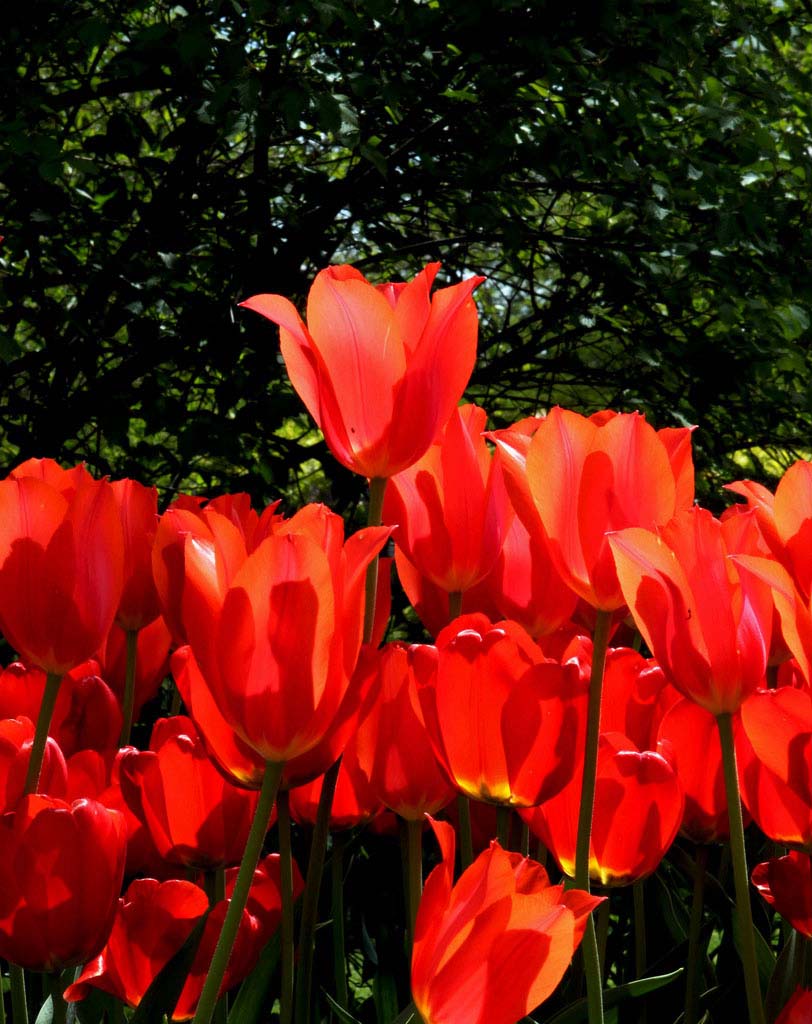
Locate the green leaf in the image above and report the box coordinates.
[323,991,364,1024]
[227,933,280,1024]
[544,968,684,1023]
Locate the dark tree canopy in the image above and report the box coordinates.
[2,0,811,510]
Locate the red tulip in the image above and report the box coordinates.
[0,794,126,970]
[0,472,124,675]
[609,507,774,714]
[119,716,263,870]
[65,854,300,1020]
[738,686,812,849]
[180,504,390,765]
[384,403,512,596]
[96,615,172,720]
[112,478,161,631]
[494,409,694,611]
[0,659,121,756]
[240,263,484,479]
[411,817,603,1024]
[752,850,812,938]
[353,642,456,820]
[0,717,67,811]
[657,698,732,843]
[523,733,684,886]
[419,615,585,807]
[288,734,382,830]
[774,987,812,1024]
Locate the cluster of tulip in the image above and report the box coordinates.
[0,261,811,1024]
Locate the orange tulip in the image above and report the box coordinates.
[493,409,694,611]
[419,615,585,807]
[411,817,603,1024]
[384,403,512,595]
[523,732,684,886]
[353,642,456,821]
[240,263,483,479]
[609,507,774,715]
[179,503,390,765]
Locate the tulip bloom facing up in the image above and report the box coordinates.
[240,263,483,480]
[411,817,603,1024]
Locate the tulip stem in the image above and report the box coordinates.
[10,965,27,1024]
[48,972,66,1024]
[496,806,510,850]
[633,881,648,1024]
[569,607,610,1024]
[192,759,283,1024]
[572,609,611,892]
[406,819,423,946]
[331,831,348,1009]
[363,476,388,644]
[717,712,765,1024]
[278,788,294,1024]
[294,756,341,1024]
[23,671,61,795]
[457,796,473,872]
[448,590,462,622]
[684,843,708,1024]
[119,629,139,746]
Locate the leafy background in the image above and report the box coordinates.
[2,0,811,513]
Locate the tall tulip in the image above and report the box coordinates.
[610,507,772,1024]
[384,403,512,612]
[240,263,483,480]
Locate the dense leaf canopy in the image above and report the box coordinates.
[2,0,811,509]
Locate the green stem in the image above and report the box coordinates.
[582,917,604,1024]
[406,818,423,947]
[118,629,139,746]
[569,608,611,1024]
[278,788,294,1024]
[457,795,473,872]
[684,843,708,1024]
[519,818,530,858]
[496,806,510,850]
[10,964,27,1024]
[363,476,388,644]
[716,712,766,1024]
[633,880,646,980]
[192,760,282,1024]
[448,590,463,622]
[294,757,341,1024]
[48,973,66,1024]
[633,881,648,1024]
[572,609,611,890]
[213,868,228,1024]
[331,832,348,1010]
[23,671,61,795]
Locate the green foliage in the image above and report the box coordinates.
[1,0,811,506]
